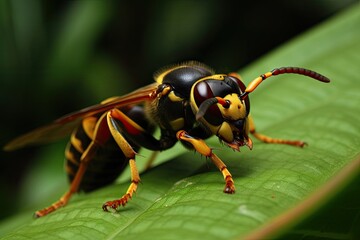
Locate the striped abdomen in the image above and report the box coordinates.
[64,106,151,192]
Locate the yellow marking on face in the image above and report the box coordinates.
[217,122,233,143]
[218,94,247,120]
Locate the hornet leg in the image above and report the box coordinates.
[176,130,235,194]
[248,115,306,147]
[34,113,111,217]
[101,109,142,211]
[101,106,175,211]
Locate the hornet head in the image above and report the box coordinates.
[190,73,252,150]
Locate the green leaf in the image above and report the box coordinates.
[1,3,360,240]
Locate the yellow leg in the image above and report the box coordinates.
[102,109,141,211]
[248,115,306,147]
[34,160,89,218]
[177,130,235,193]
[102,159,140,211]
[34,114,109,218]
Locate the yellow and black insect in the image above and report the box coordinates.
[4,61,330,217]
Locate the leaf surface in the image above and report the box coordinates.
[1,3,360,240]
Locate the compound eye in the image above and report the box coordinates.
[194,81,213,100]
[226,76,245,94]
[193,81,223,125]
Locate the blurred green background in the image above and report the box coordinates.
[0,0,356,220]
